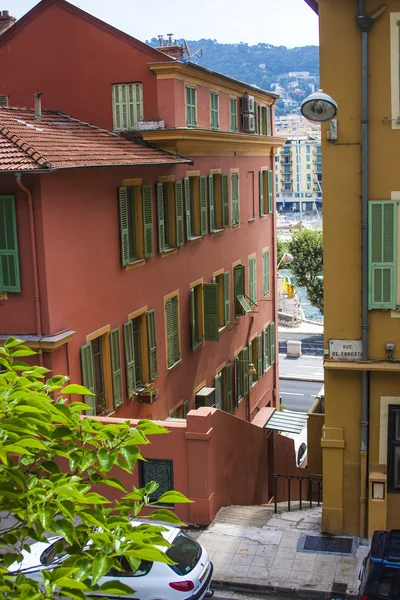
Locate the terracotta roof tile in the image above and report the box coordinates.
[0,107,191,172]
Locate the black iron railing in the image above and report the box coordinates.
[272,473,322,514]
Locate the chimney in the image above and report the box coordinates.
[0,10,16,36]
[34,92,42,121]
[156,33,184,61]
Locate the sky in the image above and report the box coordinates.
[11,0,319,48]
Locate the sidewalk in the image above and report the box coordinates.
[197,506,369,599]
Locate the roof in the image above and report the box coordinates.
[0,107,191,172]
[0,0,170,61]
[265,409,308,435]
[303,0,319,14]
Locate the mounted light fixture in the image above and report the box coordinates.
[301,90,338,123]
[277,252,294,269]
[235,358,257,376]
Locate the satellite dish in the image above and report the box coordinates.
[183,39,203,61]
[183,39,190,58]
[301,90,338,123]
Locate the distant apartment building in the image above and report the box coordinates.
[275,115,322,214]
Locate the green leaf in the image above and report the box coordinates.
[78,509,106,529]
[56,499,75,519]
[41,460,61,474]
[136,420,169,435]
[4,336,25,349]
[99,579,136,594]
[156,490,193,504]
[62,384,94,396]
[49,567,79,583]
[9,348,37,357]
[145,481,159,495]
[38,507,56,530]
[130,544,174,564]
[54,577,88,590]
[53,518,75,545]
[91,554,114,586]
[2,552,19,568]
[58,589,86,600]
[102,477,126,492]
[121,445,139,470]
[17,437,48,451]
[98,448,117,472]
[149,509,186,525]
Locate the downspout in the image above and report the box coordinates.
[356,1,386,538]
[15,174,43,366]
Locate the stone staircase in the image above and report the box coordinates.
[214,501,323,528]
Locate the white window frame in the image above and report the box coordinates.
[112,83,143,132]
[390,14,400,130]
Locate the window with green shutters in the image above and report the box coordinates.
[249,256,256,305]
[210,92,219,129]
[234,264,252,317]
[263,326,270,372]
[235,347,249,404]
[123,310,158,398]
[157,180,184,252]
[209,173,229,231]
[110,328,123,408]
[231,172,240,226]
[190,282,220,348]
[186,85,197,127]
[190,284,204,349]
[184,176,205,239]
[112,83,143,131]
[263,249,270,296]
[215,363,233,412]
[265,106,271,135]
[259,170,273,216]
[215,271,230,327]
[165,295,180,368]
[175,180,184,247]
[368,200,397,310]
[269,322,276,365]
[230,98,238,132]
[0,195,20,292]
[257,105,263,135]
[214,371,223,410]
[118,184,154,266]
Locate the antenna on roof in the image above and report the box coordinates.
[183,39,203,61]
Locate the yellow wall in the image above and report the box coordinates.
[319,0,400,536]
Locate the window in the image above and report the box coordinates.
[307,164,311,170]
[190,281,220,348]
[165,294,181,368]
[118,184,154,266]
[230,98,238,132]
[263,322,275,371]
[215,271,230,327]
[0,195,20,292]
[186,85,197,127]
[368,201,397,310]
[235,348,249,403]
[157,180,184,252]
[257,105,263,135]
[249,336,262,387]
[123,310,158,398]
[390,14,400,129]
[214,364,233,413]
[265,106,271,136]
[112,83,143,131]
[210,92,219,129]
[0,95,8,106]
[184,175,207,239]
[259,170,273,216]
[231,171,240,226]
[170,400,189,418]
[81,328,123,416]
[248,171,255,220]
[248,256,256,305]
[139,459,173,503]
[233,264,251,317]
[209,173,229,231]
[388,405,400,492]
[263,249,270,296]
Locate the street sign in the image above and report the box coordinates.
[329,339,362,361]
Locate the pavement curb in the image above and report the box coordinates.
[212,578,357,599]
[280,375,324,383]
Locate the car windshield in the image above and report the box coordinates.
[166,532,202,576]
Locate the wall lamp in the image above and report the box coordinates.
[235,358,257,376]
[277,252,294,269]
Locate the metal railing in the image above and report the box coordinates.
[272,473,322,513]
[278,340,324,356]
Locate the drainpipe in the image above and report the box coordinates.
[356,1,386,538]
[15,174,43,366]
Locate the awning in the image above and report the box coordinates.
[265,409,308,434]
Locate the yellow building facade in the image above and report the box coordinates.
[305,0,400,537]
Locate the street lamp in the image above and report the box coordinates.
[301,90,338,124]
[277,252,294,269]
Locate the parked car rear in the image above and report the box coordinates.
[358,529,400,599]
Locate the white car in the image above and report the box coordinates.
[281,427,308,469]
[10,522,214,600]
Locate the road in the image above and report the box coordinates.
[278,329,324,357]
[279,353,323,381]
[213,591,302,600]
[279,378,323,412]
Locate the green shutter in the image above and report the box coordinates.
[209,175,215,232]
[166,299,174,367]
[214,373,222,409]
[231,172,239,225]
[123,321,136,398]
[257,335,263,380]
[234,264,251,315]
[258,105,263,135]
[224,271,230,325]
[267,170,273,214]
[222,174,229,227]
[263,250,270,296]
[142,184,154,257]
[183,399,190,417]
[203,282,219,341]
[200,176,207,235]
[80,342,95,415]
[225,363,233,413]
[118,187,130,266]
[259,171,265,217]
[243,347,249,396]
[210,92,219,129]
[249,257,256,304]
[146,309,158,381]
[190,288,196,350]
[172,296,180,363]
[263,326,269,372]
[157,182,165,253]
[269,322,275,365]
[186,86,196,127]
[184,177,192,240]
[0,195,20,292]
[230,98,237,132]
[175,180,184,247]
[266,106,271,135]
[110,328,123,408]
[254,101,257,133]
[369,201,397,310]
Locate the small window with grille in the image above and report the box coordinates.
[0,95,8,106]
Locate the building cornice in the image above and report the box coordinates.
[0,330,75,352]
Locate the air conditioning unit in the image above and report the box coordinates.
[241,95,255,114]
[242,113,255,133]
[195,387,216,409]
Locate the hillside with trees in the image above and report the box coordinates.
[147,38,319,116]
